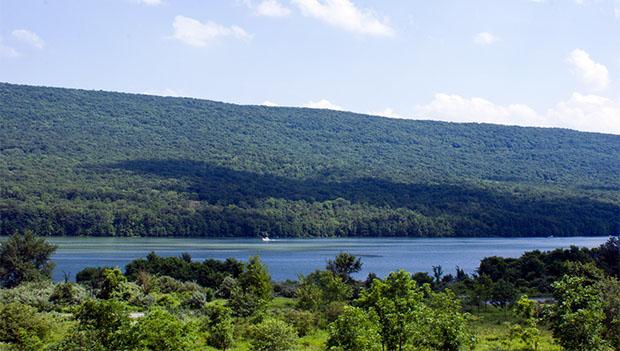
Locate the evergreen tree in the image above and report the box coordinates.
[0,232,56,288]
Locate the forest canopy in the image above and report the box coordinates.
[1,83,619,237]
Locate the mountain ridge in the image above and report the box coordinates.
[1,82,619,237]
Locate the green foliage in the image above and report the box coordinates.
[74,299,129,347]
[326,252,362,284]
[0,232,56,288]
[548,275,606,351]
[230,256,272,317]
[283,309,316,337]
[2,83,619,238]
[0,302,51,350]
[47,329,106,351]
[357,270,425,351]
[98,268,127,299]
[326,305,382,351]
[296,270,352,312]
[124,252,243,289]
[466,275,492,311]
[50,281,88,306]
[422,287,475,351]
[509,295,542,351]
[474,240,618,295]
[203,302,235,351]
[489,280,518,309]
[123,307,196,351]
[0,281,55,311]
[590,237,619,279]
[182,289,212,310]
[249,317,298,351]
[76,266,111,291]
[597,276,620,351]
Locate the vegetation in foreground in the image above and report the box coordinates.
[2,83,620,238]
[0,233,618,351]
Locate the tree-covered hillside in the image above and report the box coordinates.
[1,82,619,237]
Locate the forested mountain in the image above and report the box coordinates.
[1,82,619,237]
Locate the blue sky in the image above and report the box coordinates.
[1,0,619,134]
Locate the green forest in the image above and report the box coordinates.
[0,234,618,351]
[1,83,619,237]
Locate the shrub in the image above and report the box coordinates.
[203,303,234,351]
[182,290,210,310]
[74,299,129,347]
[326,306,382,351]
[125,307,196,351]
[283,309,316,337]
[548,275,606,351]
[249,318,297,351]
[0,281,55,311]
[76,266,111,291]
[50,282,88,306]
[0,302,51,350]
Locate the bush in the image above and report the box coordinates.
[182,289,212,310]
[203,303,234,351]
[152,275,200,294]
[216,276,238,299]
[230,256,273,317]
[548,275,606,351]
[50,282,89,306]
[74,299,130,347]
[76,266,111,291]
[283,309,316,337]
[326,306,382,351]
[47,329,106,351]
[124,307,196,351]
[0,302,51,350]
[153,292,182,309]
[421,288,475,351]
[249,318,297,351]
[0,281,55,311]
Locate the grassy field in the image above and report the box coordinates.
[469,308,561,351]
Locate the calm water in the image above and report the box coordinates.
[16,236,610,282]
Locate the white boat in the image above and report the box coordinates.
[261,236,271,242]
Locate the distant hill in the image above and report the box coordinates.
[1,82,619,237]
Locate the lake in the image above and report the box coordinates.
[19,236,611,282]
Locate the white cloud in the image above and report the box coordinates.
[370,108,401,118]
[303,99,343,110]
[261,100,280,106]
[293,0,395,37]
[11,29,44,49]
[256,0,292,17]
[566,49,610,91]
[415,94,541,126]
[142,88,183,97]
[136,0,163,5]
[170,15,252,47]
[474,32,498,45]
[546,93,620,134]
[414,92,620,134]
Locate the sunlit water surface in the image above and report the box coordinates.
[7,236,609,281]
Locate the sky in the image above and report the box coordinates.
[1,0,619,134]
